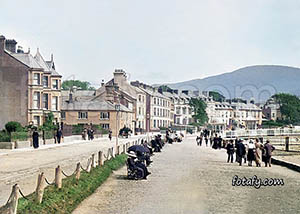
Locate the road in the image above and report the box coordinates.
[73,137,300,214]
[0,135,148,206]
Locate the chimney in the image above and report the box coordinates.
[101,79,105,87]
[0,35,5,56]
[105,84,115,103]
[158,87,163,94]
[182,90,189,95]
[17,46,24,53]
[113,69,126,86]
[5,39,17,53]
[173,89,178,94]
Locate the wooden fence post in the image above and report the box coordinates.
[75,163,81,181]
[98,151,103,166]
[285,137,289,152]
[86,158,92,173]
[111,147,114,159]
[91,154,96,168]
[55,166,62,189]
[117,145,120,155]
[0,184,19,214]
[36,172,46,203]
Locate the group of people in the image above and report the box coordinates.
[126,135,165,180]
[81,127,94,140]
[32,127,63,149]
[196,130,223,149]
[166,129,184,144]
[226,138,275,167]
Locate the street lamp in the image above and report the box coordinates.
[115,104,120,154]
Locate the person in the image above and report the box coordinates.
[205,136,209,147]
[236,139,246,166]
[90,128,94,140]
[254,138,263,167]
[263,140,275,167]
[87,128,91,140]
[247,140,255,166]
[32,128,39,149]
[108,130,112,141]
[212,134,219,149]
[56,128,63,144]
[218,135,223,149]
[199,135,203,146]
[226,140,234,163]
[196,136,200,146]
[82,128,87,140]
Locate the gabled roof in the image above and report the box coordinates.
[10,52,42,69]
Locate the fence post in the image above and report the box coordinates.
[98,151,103,166]
[0,184,19,214]
[75,163,81,181]
[86,158,92,172]
[55,166,62,189]
[91,154,96,168]
[35,172,46,204]
[285,137,289,152]
[117,145,120,155]
[111,147,114,158]
[123,144,126,154]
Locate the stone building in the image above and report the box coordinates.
[0,35,62,129]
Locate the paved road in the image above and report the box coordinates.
[73,137,300,214]
[0,135,148,206]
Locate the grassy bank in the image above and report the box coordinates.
[17,154,127,214]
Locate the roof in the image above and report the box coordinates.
[62,99,131,112]
[10,53,42,69]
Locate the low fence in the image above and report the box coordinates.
[225,128,300,138]
[0,138,146,214]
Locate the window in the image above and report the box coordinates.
[176,107,180,114]
[154,108,156,116]
[52,96,58,111]
[101,124,110,129]
[154,98,156,105]
[33,92,40,109]
[78,111,88,119]
[100,112,110,119]
[138,95,142,102]
[43,94,49,109]
[52,79,59,89]
[138,121,141,128]
[182,107,187,114]
[138,107,141,115]
[142,96,144,103]
[33,73,40,85]
[33,116,40,126]
[61,111,66,119]
[43,76,49,87]
[154,120,156,128]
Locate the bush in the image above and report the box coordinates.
[72,124,84,135]
[119,126,132,136]
[11,132,29,142]
[0,131,10,142]
[5,121,23,133]
[44,130,54,139]
[94,125,109,135]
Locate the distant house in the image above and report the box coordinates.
[262,97,282,121]
[0,35,62,128]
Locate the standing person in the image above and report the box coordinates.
[212,134,218,149]
[205,136,209,147]
[210,135,213,147]
[87,128,91,140]
[254,138,263,167]
[226,140,234,163]
[82,128,87,140]
[90,128,94,140]
[218,135,223,149]
[264,140,275,167]
[236,139,246,166]
[56,128,63,144]
[108,130,112,141]
[199,135,203,146]
[32,128,39,149]
[196,136,200,146]
[247,140,255,166]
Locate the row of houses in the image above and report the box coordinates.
[0,35,264,135]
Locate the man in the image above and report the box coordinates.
[264,140,275,167]
[56,128,63,144]
[236,139,246,166]
[226,140,234,163]
[218,135,223,149]
[212,134,219,149]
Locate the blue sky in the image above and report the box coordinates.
[1,0,300,87]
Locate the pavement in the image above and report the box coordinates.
[0,134,149,207]
[73,137,300,214]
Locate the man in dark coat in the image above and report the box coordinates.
[226,140,234,163]
[212,134,219,149]
[56,128,63,144]
[264,140,275,167]
[32,128,39,149]
[236,139,246,166]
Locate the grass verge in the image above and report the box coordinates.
[17,154,127,214]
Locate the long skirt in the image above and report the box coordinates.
[247,149,255,161]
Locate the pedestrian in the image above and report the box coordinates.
[226,140,234,163]
[56,128,63,144]
[263,140,275,167]
[212,134,218,149]
[254,138,263,167]
[196,136,200,146]
[90,128,94,140]
[205,136,208,147]
[236,139,246,166]
[247,140,255,166]
[87,128,91,140]
[82,128,87,140]
[32,128,39,149]
[218,135,222,149]
[109,130,112,141]
[199,135,203,146]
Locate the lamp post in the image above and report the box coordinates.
[115,104,120,155]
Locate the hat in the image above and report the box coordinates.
[127,151,137,158]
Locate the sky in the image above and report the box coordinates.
[1,0,300,87]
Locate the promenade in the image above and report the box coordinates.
[73,137,300,214]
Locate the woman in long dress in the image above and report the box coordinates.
[254,138,262,167]
[32,129,39,149]
[247,140,255,166]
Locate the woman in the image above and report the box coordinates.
[254,138,262,167]
[247,140,255,166]
[32,128,39,149]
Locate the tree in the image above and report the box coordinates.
[5,121,23,133]
[189,98,208,126]
[209,91,225,102]
[158,85,172,92]
[41,113,56,130]
[272,93,300,124]
[62,80,96,90]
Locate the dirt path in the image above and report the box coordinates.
[73,137,300,214]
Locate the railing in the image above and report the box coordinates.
[224,128,300,138]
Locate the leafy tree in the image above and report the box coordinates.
[272,93,300,124]
[158,85,172,92]
[189,98,208,126]
[5,121,23,133]
[62,80,96,90]
[41,113,56,131]
[209,91,225,102]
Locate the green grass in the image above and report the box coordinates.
[17,154,127,214]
